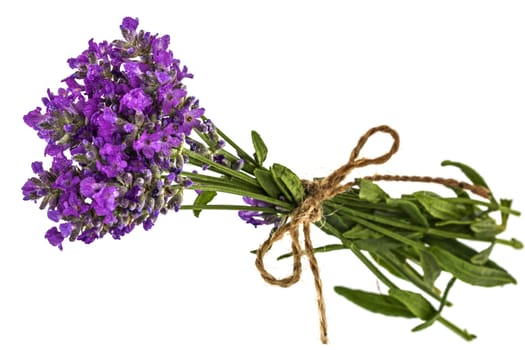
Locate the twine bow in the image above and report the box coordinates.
[255,125,400,344]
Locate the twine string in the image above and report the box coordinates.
[254,125,490,345]
[255,125,399,344]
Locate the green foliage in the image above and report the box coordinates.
[186,127,521,342]
[271,163,304,205]
[251,130,268,166]
[323,162,521,339]
[192,191,217,217]
[334,286,416,318]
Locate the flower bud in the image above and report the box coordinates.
[122,172,133,186]
[154,194,165,211]
[232,158,244,171]
[134,177,145,187]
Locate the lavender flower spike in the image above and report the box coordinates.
[22,17,204,249]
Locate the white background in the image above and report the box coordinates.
[1,1,524,349]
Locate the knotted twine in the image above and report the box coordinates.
[254,125,490,344]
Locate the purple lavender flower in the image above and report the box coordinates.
[23,108,44,130]
[159,86,186,115]
[231,158,244,171]
[92,185,119,222]
[59,222,73,238]
[238,211,269,227]
[152,35,173,68]
[97,143,128,178]
[80,177,100,197]
[133,130,162,159]
[45,227,65,251]
[22,179,46,201]
[143,218,155,231]
[31,161,44,174]
[22,17,206,249]
[58,190,89,218]
[77,227,99,244]
[180,108,205,135]
[120,88,152,113]
[238,197,281,227]
[120,17,139,33]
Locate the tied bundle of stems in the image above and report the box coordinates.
[185,122,521,343]
[22,17,521,343]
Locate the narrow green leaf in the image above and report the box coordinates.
[322,209,354,232]
[271,163,304,205]
[358,179,389,203]
[342,224,378,239]
[251,130,268,166]
[386,198,429,227]
[377,249,448,305]
[371,251,409,281]
[441,160,490,190]
[334,286,416,318]
[354,237,404,252]
[277,244,345,260]
[470,242,495,265]
[192,191,217,217]
[270,165,294,203]
[344,211,427,250]
[389,288,436,321]
[420,250,441,287]
[425,236,506,270]
[254,169,282,198]
[430,246,516,286]
[450,186,471,199]
[449,187,476,216]
[208,122,258,167]
[470,218,503,239]
[412,278,456,332]
[413,191,464,220]
[435,220,473,227]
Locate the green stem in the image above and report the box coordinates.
[193,129,216,149]
[324,202,497,243]
[339,210,428,250]
[317,221,399,289]
[349,245,399,290]
[182,171,264,195]
[319,214,451,305]
[378,250,449,305]
[495,237,523,249]
[437,317,476,341]
[205,118,260,169]
[447,197,521,216]
[323,220,473,340]
[180,204,279,213]
[184,149,260,187]
[193,130,257,174]
[188,184,293,210]
[221,149,257,174]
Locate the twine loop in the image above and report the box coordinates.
[255,125,400,344]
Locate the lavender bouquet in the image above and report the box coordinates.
[22,17,521,344]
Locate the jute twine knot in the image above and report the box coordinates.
[255,125,400,344]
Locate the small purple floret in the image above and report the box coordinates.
[120,88,152,113]
[120,17,139,33]
[45,227,65,251]
[238,197,281,227]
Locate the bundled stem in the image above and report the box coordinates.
[181,123,521,343]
